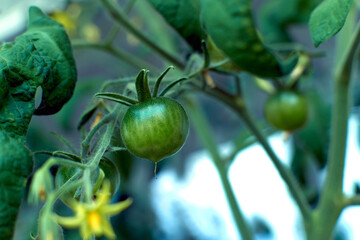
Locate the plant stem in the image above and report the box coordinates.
[72,40,155,71]
[192,83,311,219]
[186,97,254,240]
[81,110,114,158]
[308,21,360,240]
[240,110,311,217]
[100,0,185,69]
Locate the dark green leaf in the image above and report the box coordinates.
[200,0,297,78]
[0,7,77,239]
[0,6,77,139]
[259,0,321,43]
[148,0,205,50]
[0,132,33,239]
[309,0,354,47]
[28,7,77,115]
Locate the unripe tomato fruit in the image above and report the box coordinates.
[264,90,308,131]
[121,97,189,162]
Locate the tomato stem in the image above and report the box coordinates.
[186,97,254,240]
[190,78,311,220]
[71,40,156,71]
[100,0,185,69]
[154,162,158,180]
[307,19,360,240]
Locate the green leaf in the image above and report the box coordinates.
[0,6,77,139]
[0,7,77,239]
[309,0,354,47]
[27,7,77,115]
[200,0,297,78]
[259,0,321,44]
[0,132,33,239]
[148,0,206,50]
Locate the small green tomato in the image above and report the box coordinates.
[264,90,308,131]
[121,97,189,162]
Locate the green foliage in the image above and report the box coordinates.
[0,132,33,239]
[0,6,77,239]
[309,0,354,47]
[147,0,205,50]
[259,0,321,43]
[199,0,297,78]
[0,6,77,139]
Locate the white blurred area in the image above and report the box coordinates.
[151,114,360,240]
[0,0,66,41]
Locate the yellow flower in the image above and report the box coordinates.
[55,181,132,240]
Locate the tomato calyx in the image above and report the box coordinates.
[95,68,190,166]
[95,67,188,106]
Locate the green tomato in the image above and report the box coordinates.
[121,97,189,162]
[264,90,308,131]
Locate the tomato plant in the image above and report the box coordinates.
[264,90,308,131]
[1,0,359,239]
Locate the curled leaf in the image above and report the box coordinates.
[148,0,205,50]
[0,7,77,138]
[200,0,298,78]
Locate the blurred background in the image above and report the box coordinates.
[2,0,360,239]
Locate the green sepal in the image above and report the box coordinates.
[135,69,152,102]
[96,92,138,106]
[159,77,188,96]
[152,66,174,97]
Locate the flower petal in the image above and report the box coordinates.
[101,198,133,216]
[54,214,83,228]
